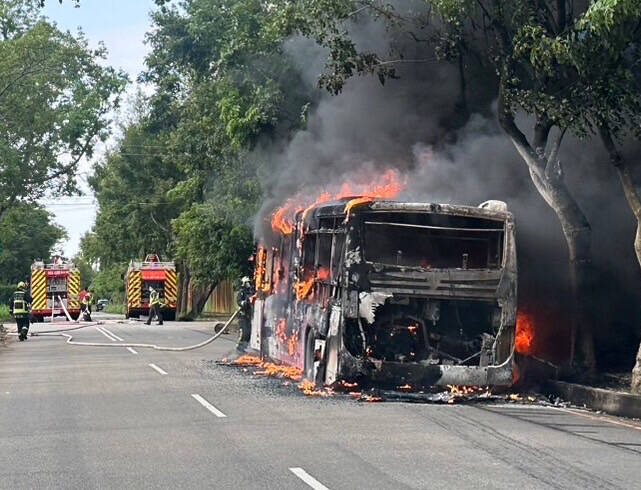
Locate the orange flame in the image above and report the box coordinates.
[276,319,288,344]
[515,310,535,356]
[317,267,330,281]
[295,278,314,301]
[232,355,303,382]
[270,168,406,235]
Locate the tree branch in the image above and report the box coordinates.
[496,81,544,173]
[534,116,553,155]
[546,126,566,170]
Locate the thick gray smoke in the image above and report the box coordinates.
[252,10,641,367]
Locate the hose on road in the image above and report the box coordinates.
[11,309,240,352]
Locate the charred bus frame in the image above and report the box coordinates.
[251,199,517,387]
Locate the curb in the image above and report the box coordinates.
[546,380,641,419]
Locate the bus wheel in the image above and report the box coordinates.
[304,330,317,382]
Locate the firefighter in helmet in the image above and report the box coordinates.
[81,289,94,321]
[236,276,254,351]
[146,287,164,326]
[10,281,32,341]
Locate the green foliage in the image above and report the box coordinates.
[0,204,66,285]
[84,0,311,300]
[89,265,126,303]
[82,111,185,267]
[0,304,11,322]
[0,4,128,221]
[0,285,14,307]
[73,256,95,290]
[104,303,126,315]
[173,204,254,286]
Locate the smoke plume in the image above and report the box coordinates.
[251,9,641,368]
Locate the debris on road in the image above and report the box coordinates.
[220,355,553,406]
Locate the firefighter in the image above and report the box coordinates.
[10,281,32,341]
[81,289,93,321]
[146,287,164,326]
[236,276,254,351]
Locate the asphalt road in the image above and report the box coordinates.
[2,313,641,489]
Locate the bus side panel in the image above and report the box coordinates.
[324,305,343,385]
[250,298,263,352]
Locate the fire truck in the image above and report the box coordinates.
[30,259,81,322]
[125,254,178,320]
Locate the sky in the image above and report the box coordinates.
[42,0,157,257]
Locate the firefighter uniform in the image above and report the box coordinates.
[10,282,32,341]
[81,291,93,321]
[236,277,254,350]
[146,288,164,325]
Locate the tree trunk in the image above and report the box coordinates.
[176,262,191,319]
[599,127,641,393]
[497,90,595,372]
[184,279,217,320]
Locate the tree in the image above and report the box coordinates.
[173,204,254,319]
[72,254,95,290]
[272,0,635,372]
[89,265,127,303]
[0,203,66,285]
[539,0,641,390]
[0,6,127,221]
[83,117,184,268]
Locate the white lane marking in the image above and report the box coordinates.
[289,468,330,490]
[191,394,227,418]
[127,347,138,355]
[96,326,118,342]
[101,326,124,341]
[554,407,641,432]
[148,363,168,375]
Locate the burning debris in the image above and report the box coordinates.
[233,355,303,382]
[223,354,551,405]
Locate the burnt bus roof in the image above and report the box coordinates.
[305,198,513,222]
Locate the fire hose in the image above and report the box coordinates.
[7,309,241,352]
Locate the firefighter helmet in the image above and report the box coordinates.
[241,276,251,285]
[17,281,26,290]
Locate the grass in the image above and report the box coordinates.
[0,305,11,322]
[103,303,126,315]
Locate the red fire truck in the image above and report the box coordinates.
[30,259,81,322]
[125,254,178,320]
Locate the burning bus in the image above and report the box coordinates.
[250,196,517,388]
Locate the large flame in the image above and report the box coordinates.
[515,310,535,356]
[270,168,406,235]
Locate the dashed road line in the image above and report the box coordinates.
[191,394,227,418]
[96,326,118,342]
[101,326,124,341]
[148,363,168,375]
[127,347,138,355]
[289,468,329,490]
